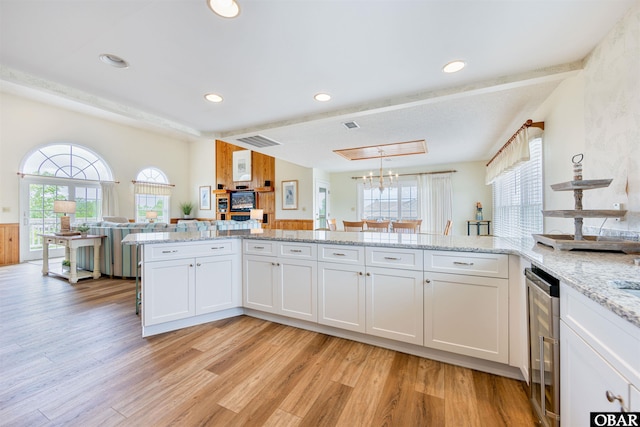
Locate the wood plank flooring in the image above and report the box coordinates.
[0,261,536,426]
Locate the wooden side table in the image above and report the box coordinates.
[466,220,492,236]
[40,234,105,284]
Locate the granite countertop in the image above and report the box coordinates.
[122,229,640,329]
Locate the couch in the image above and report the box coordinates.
[76,219,260,278]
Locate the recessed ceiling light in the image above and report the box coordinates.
[205,93,224,103]
[314,93,331,102]
[207,0,240,18]
[443,60,465,73]
[99,54,129,69]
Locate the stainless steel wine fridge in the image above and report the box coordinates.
[525,266,561,427]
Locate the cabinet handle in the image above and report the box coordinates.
[384,256,400,260]
[605,391,628,412]
[366,272,371,276]
[332,253,346,256]
[189,264,194,267]
[162,250,179,254]
[453,261,474,266]
[290,249,302,253]
[539,336,559,420]
[254,246,265,249]
[358,272,363,276]
[271,262,281,266]
[197,263,201,267]
[425,278,431,283]
[211,246,224,250]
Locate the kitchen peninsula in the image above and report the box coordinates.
[123,229,640,409]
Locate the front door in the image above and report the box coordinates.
[314,180,330,229]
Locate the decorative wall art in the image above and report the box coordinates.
[232,150,252,181]
[282,180,298,210]
[199,186,211,210]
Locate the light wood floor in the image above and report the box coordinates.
[1,261,536,426]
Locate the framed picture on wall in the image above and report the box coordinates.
[199,186,211,210]
[282,180,298,210]
[232,150,252,181]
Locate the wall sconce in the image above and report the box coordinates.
[53,200,76,233]
[145,211,158,223]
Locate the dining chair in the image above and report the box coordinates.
[343,220,365,232]
[391,221,418,234]
[402,219,422,232]
[364,220,390,232]
[443,220,453,236]
[327,218,337,231]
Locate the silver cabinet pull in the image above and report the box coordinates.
[189,264,194,267]
[366,272,371,276]
[271,262,281,266]
[162,249,179,253]
[453,261,474,266]
[211,246,224,250]
[196,263,201,266]
[384,256,400,260]
[290,249,302,253]
[254,246,265,249]
[333,253,346,256]
[606,391,628,412]
[540,335,560,420]
[425,278,431,283]
[358,272,363,276]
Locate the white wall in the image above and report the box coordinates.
[0,92,198,223]
[534,2,639,235]
[189,138,216,218]
[275,158,313,219]
[329,161,491,235]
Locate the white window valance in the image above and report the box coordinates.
[133,181,173,196]
[485,122,543,185]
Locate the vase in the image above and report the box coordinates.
[476,209,483,221]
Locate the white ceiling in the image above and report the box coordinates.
[0,0,635,173]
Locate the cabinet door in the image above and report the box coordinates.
[143,259,195,326]
[278,259,317,322]
[424,271,508,363]
[366,267,423,345]
[318,262,365,333]
[561,321,631,425]
[243,255,277,314]
[195,254,241,315]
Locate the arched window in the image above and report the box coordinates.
[20,143,113,260]
[134,167,171,223]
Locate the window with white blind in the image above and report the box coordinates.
[492,138,543,239]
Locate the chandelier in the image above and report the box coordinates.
[362,150,398,192]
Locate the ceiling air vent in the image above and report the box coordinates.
[236,135,282,148]
[343,121,359,129]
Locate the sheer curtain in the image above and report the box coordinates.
[419,172,453,234]
[101,182,119,217]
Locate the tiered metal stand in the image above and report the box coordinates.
[532,154,640,253]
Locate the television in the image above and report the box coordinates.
[230,191,256,212]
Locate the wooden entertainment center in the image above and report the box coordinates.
[215,140,275,229]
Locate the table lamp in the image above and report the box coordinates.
[54,200,76,233]
[250,209,264,224]
[146,211,158,223]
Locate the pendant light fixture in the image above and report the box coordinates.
[363,150,398,193]
[207,0,240,18]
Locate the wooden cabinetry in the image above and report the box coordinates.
[560,282,640,423]
[423,250,509,363]
[0,223,19,266]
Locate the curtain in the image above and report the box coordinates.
[101,182,119,217]
[419,173,453,234]
[486,126,543,184]
[133,181,173,196]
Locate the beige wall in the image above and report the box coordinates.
[0,92,204,223]
[275,158,313,219]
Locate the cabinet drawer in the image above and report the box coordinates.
[424,250,508,278]
[318,245,364,265]
[146,240,236,261]
[366,247,423,270]
[278,242,317,259]
[244,240,277,256]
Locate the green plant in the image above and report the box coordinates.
[180,202,194,215]
[62,260,71,267]
[76,225,90,233]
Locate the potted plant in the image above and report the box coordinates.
[61,259,71,272]
[180,202,194,219]
[76,225,90,237]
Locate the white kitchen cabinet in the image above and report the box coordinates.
[365,266,423,345]
[244,241,317,322]
[195,254,241,315]
[560,321,631,425]
[144,257,195,326]
[318,262,366,333]
[423,270,509,363]
[143,240,240,327]
[560,282,640,423]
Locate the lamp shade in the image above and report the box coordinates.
[145,211,158,219]
[53,200,76,214]
[250,209,263,221]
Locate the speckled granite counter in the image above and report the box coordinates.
[123,229,640,329]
